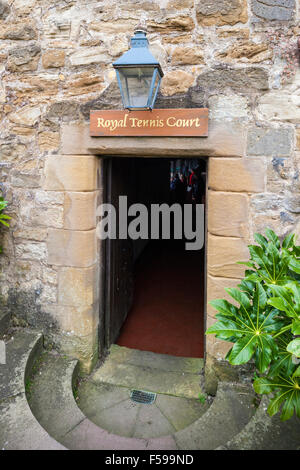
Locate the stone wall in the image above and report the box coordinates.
[0,0,300,370]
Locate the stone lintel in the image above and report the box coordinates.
[60,121,246,158]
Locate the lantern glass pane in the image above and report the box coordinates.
[148,69,161,108]
[118,67,154,109]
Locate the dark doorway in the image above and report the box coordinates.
[103,157,206,358]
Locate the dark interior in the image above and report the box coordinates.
[104,157,206,358]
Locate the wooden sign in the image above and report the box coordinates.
[90,108,208,137]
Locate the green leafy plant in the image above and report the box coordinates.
[0,196,11,253]
[198,393,207,404]
[206,229,300,421]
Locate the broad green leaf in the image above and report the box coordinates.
[280,392,298,421]
[209,299,238,317]
[228,335,257,365]
[254,232,269,249]
[225,288,251,311]
[265,228,280,249]
[253,282,267,314]
[282,233,295,250]
[206,320,248,339]
[292,319,300,335]
[289,258,300,274]
[293,366,300,378]
[287,339,300,358]
[236,261,256,269]
[253,377,274,394]
[268,297,289,312]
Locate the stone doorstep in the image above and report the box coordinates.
[108,344,204,374]
[90,346,204,399]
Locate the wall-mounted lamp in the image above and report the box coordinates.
[113,24,164,111]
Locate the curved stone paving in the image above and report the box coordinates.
[1,330,299,450]
[76,382,209,439]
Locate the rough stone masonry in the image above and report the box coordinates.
[0,0,300,372]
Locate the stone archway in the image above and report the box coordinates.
[41,118,265,373]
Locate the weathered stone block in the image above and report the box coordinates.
[196,0,248,26]
[35,190,64,205]
[43,155,99,192]
[70,47,108,67]
[63,192,98,231]
[267,157,291,193]
[208,95,249,121]
[247,127,293,157]
[251,0,295,22]
[57,304,99,337]
[207,274,241,317]
[28,206,64,229]
[217,41,271,63]
[167,0,194,7]
[258,92,300,123]
[46,101,79,122]
[207,234,250,278]
[0,0,9,19]
[252,213,295,238]
[47,229,97,267]
[208,191,249,237]
[15,242,47,262]
[0,22,37,40]
[13,227,48,242]
[7,43,41,72]
[62,70,104,98]
[162,34,193,45]
[160,71,195,96]
[5,75,59,103]
[208,158,265,193]
[38,131,60,152]
[148,16,195,32]
[251,193,285,213]
[47,327,98,374]
[42,50,65,69]
[171,47,204,65]
[8,105,41,127]
[204,353,240,395]
[89,19,136,34]
[197,67,269,93]
[58,265,99,307]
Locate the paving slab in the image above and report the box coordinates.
[156,394,209,431]
[223,396,300,451]
[62,418,148,450]
[86,399,141,437]
[146,436,178,450]
[78,381,130,417]
[0,331,43,401]
[174,383,255,450]
[28,354,85,438]
[133,403,176,439]
[0,394,65,450]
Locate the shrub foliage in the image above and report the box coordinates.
[206,229,300,421]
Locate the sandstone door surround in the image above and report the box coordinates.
[43,119,266,371]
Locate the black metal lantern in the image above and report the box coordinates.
[113,25,164,111]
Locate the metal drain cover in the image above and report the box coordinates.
[130,389,156,405]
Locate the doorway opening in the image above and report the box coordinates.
[103,157,207,359]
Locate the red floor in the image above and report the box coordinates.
[117,241,204,358]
